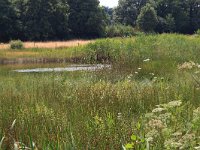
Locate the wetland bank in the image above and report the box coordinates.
[1,34,200,149]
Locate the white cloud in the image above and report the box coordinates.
[99,0,118,8]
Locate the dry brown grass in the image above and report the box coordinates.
[0,40,93,49]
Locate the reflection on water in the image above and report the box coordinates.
[14,64,111,73]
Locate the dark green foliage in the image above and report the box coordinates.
[114,0,200,34]
[0,0,200,41]
[137,3,158,32]
[114,0,156,26]
[164,14,176,32]
[156,14,175,33]
[0,0,18,41]
[105,24,136,37]
[114,0,138,26]
[102,6,114,25]
[67,0,106,38]
[0,0,107,41]
[23,0,69,41]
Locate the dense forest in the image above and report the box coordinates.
[0,0,200,41]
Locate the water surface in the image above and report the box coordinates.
[14,64,111,73]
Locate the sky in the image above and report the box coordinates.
[99,0,119,8]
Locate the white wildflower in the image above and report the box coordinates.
[127,74,133,79]
[152,107,166,113]
[166,100,182,108]
[158,113,172,121]
[117,113,122,120]
[143,58,150,62]
[155,104,162,108]
[172,131,182,137]
[193,107,200,118]
[164,139,182,149]
[146,137,153,142]
[178,61,197,70]
[195,146,200,150]
[149,73,155,76]
[146,129,159,138]
[148,119,165,129]
[180,133,195,141]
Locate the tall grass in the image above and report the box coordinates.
[0,34,200,149]
[84,34,200,64]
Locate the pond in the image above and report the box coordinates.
[14,64,111,73]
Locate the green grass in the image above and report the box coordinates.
[0,34,200,149]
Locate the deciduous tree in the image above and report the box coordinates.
[137,3,158,32]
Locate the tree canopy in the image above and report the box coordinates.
[68,0,106,37]
[114,0,200,33]
[0,0,200,41]
[0,0,107,41]
[137,3,158,32]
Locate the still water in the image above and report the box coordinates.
[14,64,111,73]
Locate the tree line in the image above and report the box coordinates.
[0,0,106,42]
[0,0,200,42]
[114,0,200,33]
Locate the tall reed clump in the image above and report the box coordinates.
[82,34,200,67]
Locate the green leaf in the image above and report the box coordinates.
[136,122,141,130]
[140,138,145,143]
[125,143,134,149]
[131,135,137,141]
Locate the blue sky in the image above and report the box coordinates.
[99,0,119,8]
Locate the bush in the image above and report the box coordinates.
[196,29,200,35]
[10,40,24,49]
[105,24,136,38]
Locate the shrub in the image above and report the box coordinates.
[105,24,136,38]
[10,40,24,49]
[196,29,200,35]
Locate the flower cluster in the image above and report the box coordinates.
[178,61,200,70]
[144,100,200,149]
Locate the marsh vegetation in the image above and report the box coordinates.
[0,34,200,149]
